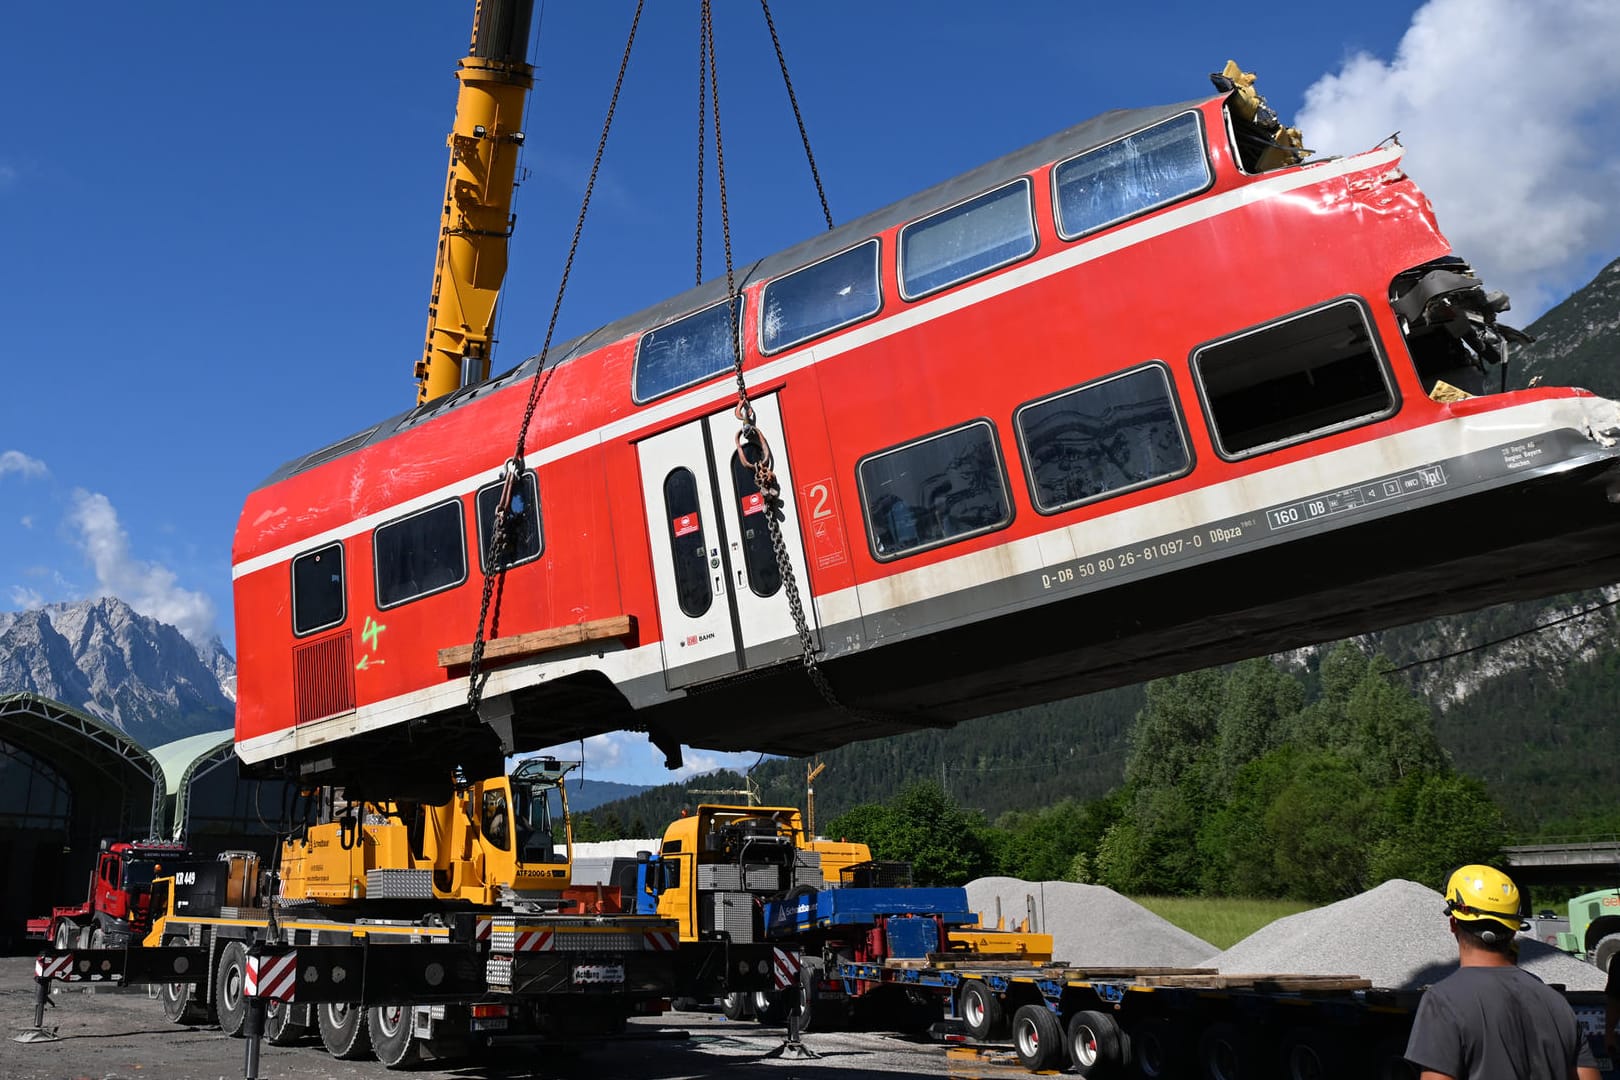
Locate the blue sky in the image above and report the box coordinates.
[3,1,1618,785]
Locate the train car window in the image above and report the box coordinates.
[663,468,713,617]
[634,296,747,404]
[374,500,468,609]
[1194,299,1396,458]
[729,452,782,597]
[291,542,345,636]
[1054,112,1211,239]
[760,239,882,354]
[1016,364,1193,513]
[858,420,1013,560]
[899,179,1036,301]
[476,471,544,573]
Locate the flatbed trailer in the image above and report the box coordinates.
[830,958,1616,1080]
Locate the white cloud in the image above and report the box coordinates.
[1294,0,1620,318]
[538,731,765,787]
[67,489,217,646]
[19,516,33,529]
[8,587,43,610]
[0,450,47,480]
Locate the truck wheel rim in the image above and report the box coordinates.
[1074,1025,1099,1066]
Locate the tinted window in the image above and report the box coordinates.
[899,180,1036,300]
[476,471,544,573]
[729,452,781,597]
[1054,112,1210,239]
[859,422,1012,560]
[1195,300,1395,458]
[292,542,345,635]
[760,240,881,354]
[1017,365,1192,513]
[374,501,467,608]
[663,468,712,617]
[635,297,745,403]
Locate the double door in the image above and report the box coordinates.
[637,395,819,689]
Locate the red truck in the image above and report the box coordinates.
[26,838,197,949]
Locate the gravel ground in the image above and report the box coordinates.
[965,877,1218,967]
[1208,879,1610,990]
[0,957,987,1080]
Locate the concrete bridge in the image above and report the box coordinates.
[1503,839,1620,888]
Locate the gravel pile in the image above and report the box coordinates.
[965,876,1218,967]
[1208,879,1608,990]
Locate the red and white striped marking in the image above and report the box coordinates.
[644,930,679,952]
[772,947,801,990]
[514,930,554,952]
[35,954,73,980]
[246,951,297,1002]
[476,917,492,942]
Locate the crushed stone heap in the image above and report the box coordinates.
[966,877,1217,967]
[1208,879,1607,990]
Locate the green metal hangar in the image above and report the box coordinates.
[0,693,284,953]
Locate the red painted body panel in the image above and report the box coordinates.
[231,93,1620,788]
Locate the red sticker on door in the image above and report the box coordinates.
[672,512,700,537]
[740,492,765,516]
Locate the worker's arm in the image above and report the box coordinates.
[1421,1072,1457,1080]
[1606,961,1619,1059]
[1575,1066,1601,1080]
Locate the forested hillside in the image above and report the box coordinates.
[581,257,1620,842]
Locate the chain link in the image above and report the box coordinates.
[468,0,647,724]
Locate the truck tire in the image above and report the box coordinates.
[960,979,1005,1041]
[751,989,788,1026]
[721,991,753,1021]
[369,1004,422,1068]
[158,936,214,1025]
[1594,933,1620,973]
[265,1001,308,1046]
[1011,1003,1064,1072]
[53,921,76,950]
[1198,1021,1252,1080]
[1130,1016,1186,1079]
[1069,1009,1130,1077]
[214,941,249,1037]
[319,1001,373,1060]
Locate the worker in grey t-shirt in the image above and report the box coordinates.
[1406,866,1599,1080]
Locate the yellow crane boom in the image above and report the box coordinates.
[414,0,536,405]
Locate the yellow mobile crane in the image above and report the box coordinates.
[414,0,535,404]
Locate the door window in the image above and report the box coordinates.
[663,468,712,618]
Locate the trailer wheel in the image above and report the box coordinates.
[265,1001,308,1046]
[214,941,249,1038]
[721,991,753,1021]
[1130,1016,1185,1079]
[1281,1026,1351,1080]
[1069,1009,1130,1077]
[959,979,1005,1041]
[157,936,214,1025]
[1198,1021,1250,1080]
[369,1004,422,1068]
[1369,1035,1419,1080]
[318,1002,373,1060]
[1011,1003,1064,1071]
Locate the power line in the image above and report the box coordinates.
[1390,596,1620,673]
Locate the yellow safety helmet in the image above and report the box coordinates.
[1443,865,1525,932]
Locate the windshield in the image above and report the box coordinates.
[122,861,156,889]
[512,780,568,865]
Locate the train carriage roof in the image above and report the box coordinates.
[260,95,1215,490]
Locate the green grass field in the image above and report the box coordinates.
[1129,895,1317,951]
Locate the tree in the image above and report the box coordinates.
[1369,772,1508,887]
[1264,754,1377,901]
[824,782,994,885]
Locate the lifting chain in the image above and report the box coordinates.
[700,0,844,711]
[467,0,647,726]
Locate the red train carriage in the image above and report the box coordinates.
[232,76,1620,797]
